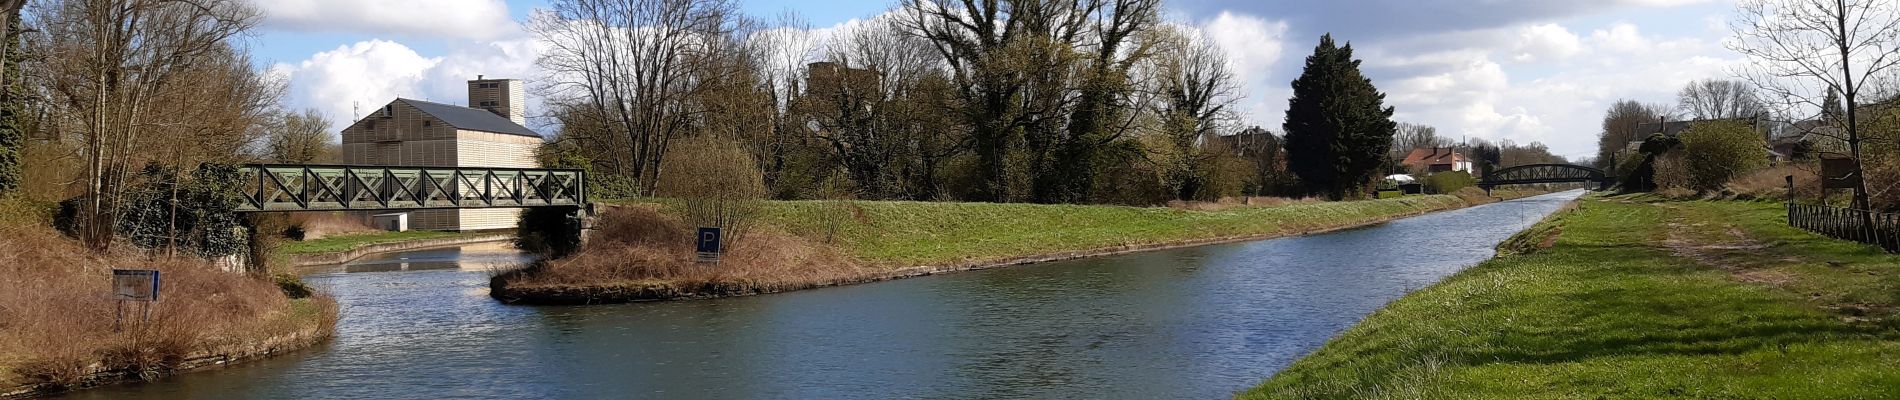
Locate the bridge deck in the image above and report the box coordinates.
[236,164,586,212]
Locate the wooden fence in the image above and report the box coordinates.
[1787,203,1900,252]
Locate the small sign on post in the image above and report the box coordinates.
[1822,156,1861,189]
[695,227,722,264]
[111,269,160,332]
[112,269,160,302]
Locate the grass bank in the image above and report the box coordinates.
[1247,196,1900,398]
[0,198,337,398]
[492,190,1541,304]
[277,230,498,255]
[276,230,512,267]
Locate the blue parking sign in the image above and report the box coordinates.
[696,227,722,262]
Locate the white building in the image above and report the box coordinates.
[340,77,541,231]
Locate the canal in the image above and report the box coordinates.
[68,190,1584,399]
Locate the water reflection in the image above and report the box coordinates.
[67,191,1583,400]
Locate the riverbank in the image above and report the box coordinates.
[278,230,511,267]
[1247,196,1900,398]
[0,232,337,397]
[492,190,1545,304]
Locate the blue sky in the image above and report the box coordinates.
[249,0,1748,161]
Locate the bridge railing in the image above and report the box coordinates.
[1787,203,1900,252]
[235,164,586,212]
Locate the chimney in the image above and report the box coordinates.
[468,77,525,126]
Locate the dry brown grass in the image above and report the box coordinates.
[501,205,874,293]
[287,212,377,240]
[0,223,335,390]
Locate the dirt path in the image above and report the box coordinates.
[1656,204,1795,287]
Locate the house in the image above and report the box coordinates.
[1636,115,1793,165]
[340,76,541,231]
[1400,147,1475,174]
[1204,126,1279,157]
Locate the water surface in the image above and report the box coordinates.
[68,191,1583,399]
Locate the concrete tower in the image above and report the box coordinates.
[468,75,526,125]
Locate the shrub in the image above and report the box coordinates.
[1678,120,1767,192]
[1425,171,1476,194]
[656,136,766,253]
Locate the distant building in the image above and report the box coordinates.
[1635,115,1787,165]
[806,62,881,100]
[340,76,541,231]
[1400,147,1475,174]
[1204,126,1278,156]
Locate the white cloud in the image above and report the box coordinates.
[1510,24,1584,63]
[251,0,519,40]
[275,38,546,133]
[275,40,439,130]
[1342,19,1742,159]
[1195,12,1291,128]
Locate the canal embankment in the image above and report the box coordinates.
[279,231,512,267]
[492,190,1548,304]
[1246,196,1900,399]
[0,201,337,398]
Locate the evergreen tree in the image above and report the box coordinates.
[1282,34,1397,199]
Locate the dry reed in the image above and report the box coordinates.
[0,223,335,390]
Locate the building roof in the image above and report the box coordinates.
[1401,147,1468,166]
[396,98,539,137]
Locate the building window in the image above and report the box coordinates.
[423,120,431,127]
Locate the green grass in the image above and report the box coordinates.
[1246,197,1900,399]
[276,230,498,255]
[609,195,1470,267]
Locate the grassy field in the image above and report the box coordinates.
[1247,196,1900,399]
[613,194,1470,267]
[276,230,498,255]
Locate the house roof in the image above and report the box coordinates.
[396,98,538,137]
[1401,148,1468,166]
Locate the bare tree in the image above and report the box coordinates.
[899,0,1093,202]
[1731,0,1900,214]
[1137,25,1239,201]
[1677,79,1767,120]
[32,0,261,251]
[1596,99,1670,169]
[263,108,334,164]
[531,0,754,195]
[1390,122,1449,159]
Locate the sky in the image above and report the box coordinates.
[247,0,1748,161]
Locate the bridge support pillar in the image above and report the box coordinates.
[518,205,590,258]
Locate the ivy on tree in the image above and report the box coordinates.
[1282,34,1397,200]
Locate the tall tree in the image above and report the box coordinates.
[1139,25,1238,201]
[1039,0,1159,203]
[0,15,23,196]
[34,0,262,251]
[531,0,754,195]
[1677,79,1767,120]
[1283,34,1396,200]
[1732,0,1900,214]
[1596,99,1667,170]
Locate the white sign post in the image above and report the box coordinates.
[112,269,160,332]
